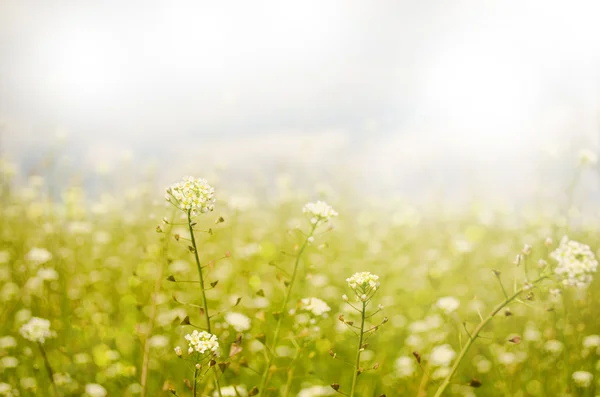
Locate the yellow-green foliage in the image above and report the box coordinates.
[1,170,599,397]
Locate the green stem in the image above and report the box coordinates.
[350,300,367,397]
[193,367,198,397]
[38,342,60,397]
[187,211,222,397]
[433,276,546,397]
[258,223,318,396]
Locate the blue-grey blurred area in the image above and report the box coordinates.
[1,0,600,202]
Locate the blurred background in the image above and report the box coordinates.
[1,0,600,203]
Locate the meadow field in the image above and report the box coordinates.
[1,154,600,397]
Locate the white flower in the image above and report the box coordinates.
[300,297,331,317]
[544,339,564,354]
[550,236,598,287]
[184,330,219,355]
[346,272,380,301]
[225,312,252,332]
[578,149,598,166]
[0,383,18,397]
[25,247,52,266]
[497,352,517,366]
[296,385,336,397]
[0,356,18,369]
[85,383,107,397]
[429,344,456,367]
[19,377,36,390]
[215,385,248,397]
[583,335,600,350]
[302,201,338,226]
[436,296,460,314]
[572,371,593,388]
[19,317,54,344]
[0,336,17,349]
[431,366,451,380]
[166,177,216,216]
[394,356,416,378]
[37,268,59,281]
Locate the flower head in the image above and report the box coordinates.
[224,312,251,332]
[19,317,54,344]
[429,344,456,367]
[436,296,460,314]
[550,236,598,287]
[572,371,593,388]
[184,330,219,356]
[346,272,380,301]
[166,177,215,216]
[85,383,107,397]
[299,297,331,317]
[302,201,338,226]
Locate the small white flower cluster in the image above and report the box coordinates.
[302,201,338,226]
[19,317,54,344]
[299,297,331,317]
[550,236,598,287]
[25,247,52,266]
[429,344,456,379]
[85,383,107,397]
[224,312,252,332]
[572,370,593,388]
[394,356,416,378]
[346,272,380,301]
[435,296,460,314]
[0,383,19,397]
[183,330,219,356]
[166,176,216,216]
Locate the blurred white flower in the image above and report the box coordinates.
[302,201,338,226]
[19,317,54,344]
[0,336,16,350]
[37,268,59,281]
[394,356,416,378]
[431,366,451,380]
[300,297,331,317]
[429,344,456,367]
[85,383,107,397]
[551,237,598,287]
[497,352,517,366]
[583,335,600,350]
[544,340,564,355]
[0,383,18,397]
[0,356,18,369]
[436,296,460,314]
[296,385,336,397]
[25,247,52,266]
[572,371,593,388]
[19,377,36,391]
[185,330,219,355]
[225,312,252,332]
[166,177,216,216]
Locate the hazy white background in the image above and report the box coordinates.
[1,0,600,200]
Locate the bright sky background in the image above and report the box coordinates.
[1,0,600,199]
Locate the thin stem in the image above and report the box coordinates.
[258,223,318,396]
[433,276,547,397]
[38,342,60,397]
[349,300,367,397]
[187,210,222,397]
[141,216,173,397]
[193,367,198,397]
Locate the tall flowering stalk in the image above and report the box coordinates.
[165,177,222,397]
[433,236,597,397]
[20,317,59,397]
[347,272,383,397]
[258,201,338,396]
